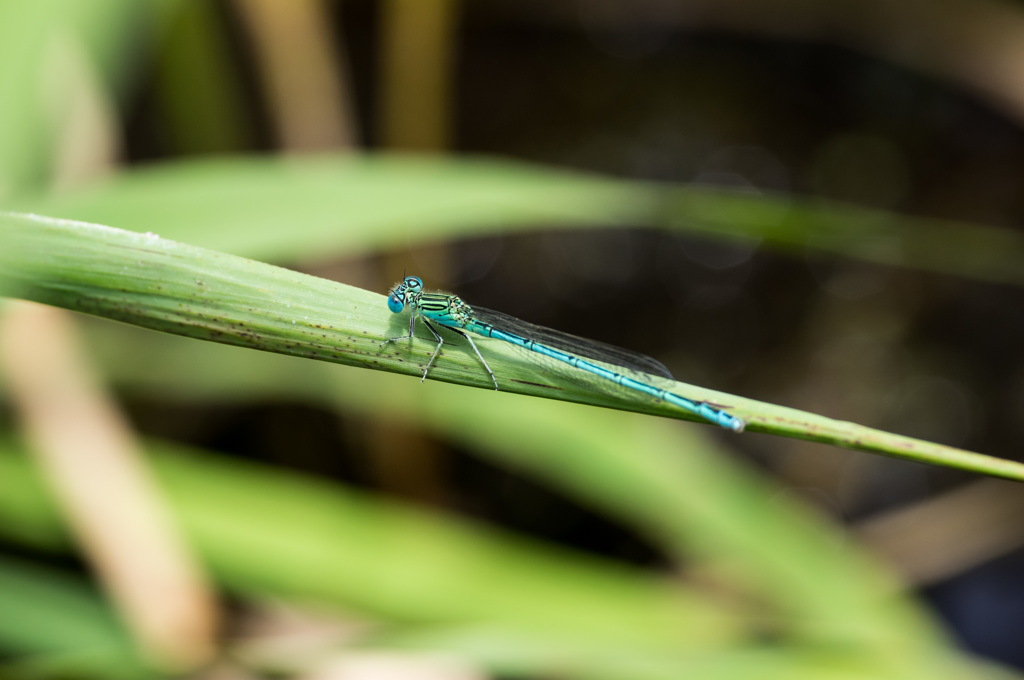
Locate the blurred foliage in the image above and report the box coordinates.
[1,0,1024,679]
[0,557,146,679]
[7,155,1024,286]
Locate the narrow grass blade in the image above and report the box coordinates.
[1,211,1021,480]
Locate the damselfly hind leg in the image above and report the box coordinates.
[445,327,499,390]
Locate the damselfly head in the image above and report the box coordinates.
[387,276,425,313]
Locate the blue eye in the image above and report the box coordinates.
[388,293,405,313]
[405,276,423,292]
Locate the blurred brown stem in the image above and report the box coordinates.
[0,303,219,670]
[856,478,1024,586]
[378,0,460,150]
[233,0,356,150]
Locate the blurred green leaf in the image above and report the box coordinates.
[4,155,652,260]
[0,433,990,679]
[666,187,1024,287]
[1,210,1021,480]
[5,154,1024,287]
[0,437,738,653]
[0,0,174,194]
[0,556,149,679]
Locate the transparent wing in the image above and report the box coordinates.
[471,306,674,380]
